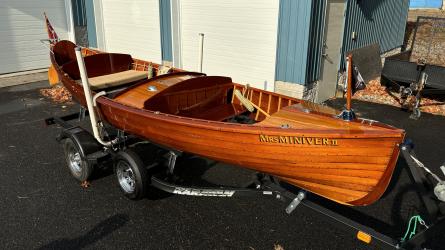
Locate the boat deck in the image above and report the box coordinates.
[256,103,391,132]
[114,73,204,109]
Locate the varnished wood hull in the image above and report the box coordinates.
[98,96,402,206]
[51,44,404,206]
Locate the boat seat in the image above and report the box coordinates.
[181,103,246,121]
[77,70,147,90]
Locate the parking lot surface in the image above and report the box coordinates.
[1,81,444,249]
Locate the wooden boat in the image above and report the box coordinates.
[49,39,405,206]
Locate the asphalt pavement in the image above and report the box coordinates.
[1,80,444,249]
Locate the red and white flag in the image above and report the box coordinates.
[44,12,59,44]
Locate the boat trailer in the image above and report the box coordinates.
[45,110,445,249]
[382,16,445,119]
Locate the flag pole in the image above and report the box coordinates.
[43,13,60,85]
[346,54,352,111]
[338,54,356,121]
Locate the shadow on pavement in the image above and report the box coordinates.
[37,214,129,250]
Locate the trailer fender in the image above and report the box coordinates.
[57,127,103,160]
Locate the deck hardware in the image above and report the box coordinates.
[280,124,290,129]
[338,109,356,121]
[360,118,377,125]
[147,85,158,92]
[285,191,306,214]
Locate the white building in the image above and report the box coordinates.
[1,0,409,102]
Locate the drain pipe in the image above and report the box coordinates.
[198,33,204,72]
[74,47,116,147]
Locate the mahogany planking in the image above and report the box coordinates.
[96,97,403,205]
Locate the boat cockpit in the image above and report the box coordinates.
[52,40,170,93]
[52,40,344,127]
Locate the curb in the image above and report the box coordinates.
[0,71,48,88]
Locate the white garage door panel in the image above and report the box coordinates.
[0,0,70,74]
[101,0,162,63]
[180,0,279,90]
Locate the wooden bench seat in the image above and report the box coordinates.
[76,70,147,90]
[181,103,245,121]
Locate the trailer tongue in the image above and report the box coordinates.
[382,16,445,119]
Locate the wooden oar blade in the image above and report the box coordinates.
[234,89,254,112]
[48,64,59,86]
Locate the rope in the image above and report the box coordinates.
[401,215,428,242]
[39,39,55,55]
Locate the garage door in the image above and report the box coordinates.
[100,0,162,63]
[179,0,279,90]
[0,0,70,74]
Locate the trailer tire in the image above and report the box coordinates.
[63,138,93,182]
[114,149,148,200]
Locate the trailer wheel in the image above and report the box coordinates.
[63,138,93,182]
[114,149,148,200]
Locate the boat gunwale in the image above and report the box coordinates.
[49,48,404,139]
[109,77,404,135]
[97,96,405,139]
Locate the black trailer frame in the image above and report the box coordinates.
[45,112,445,249]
